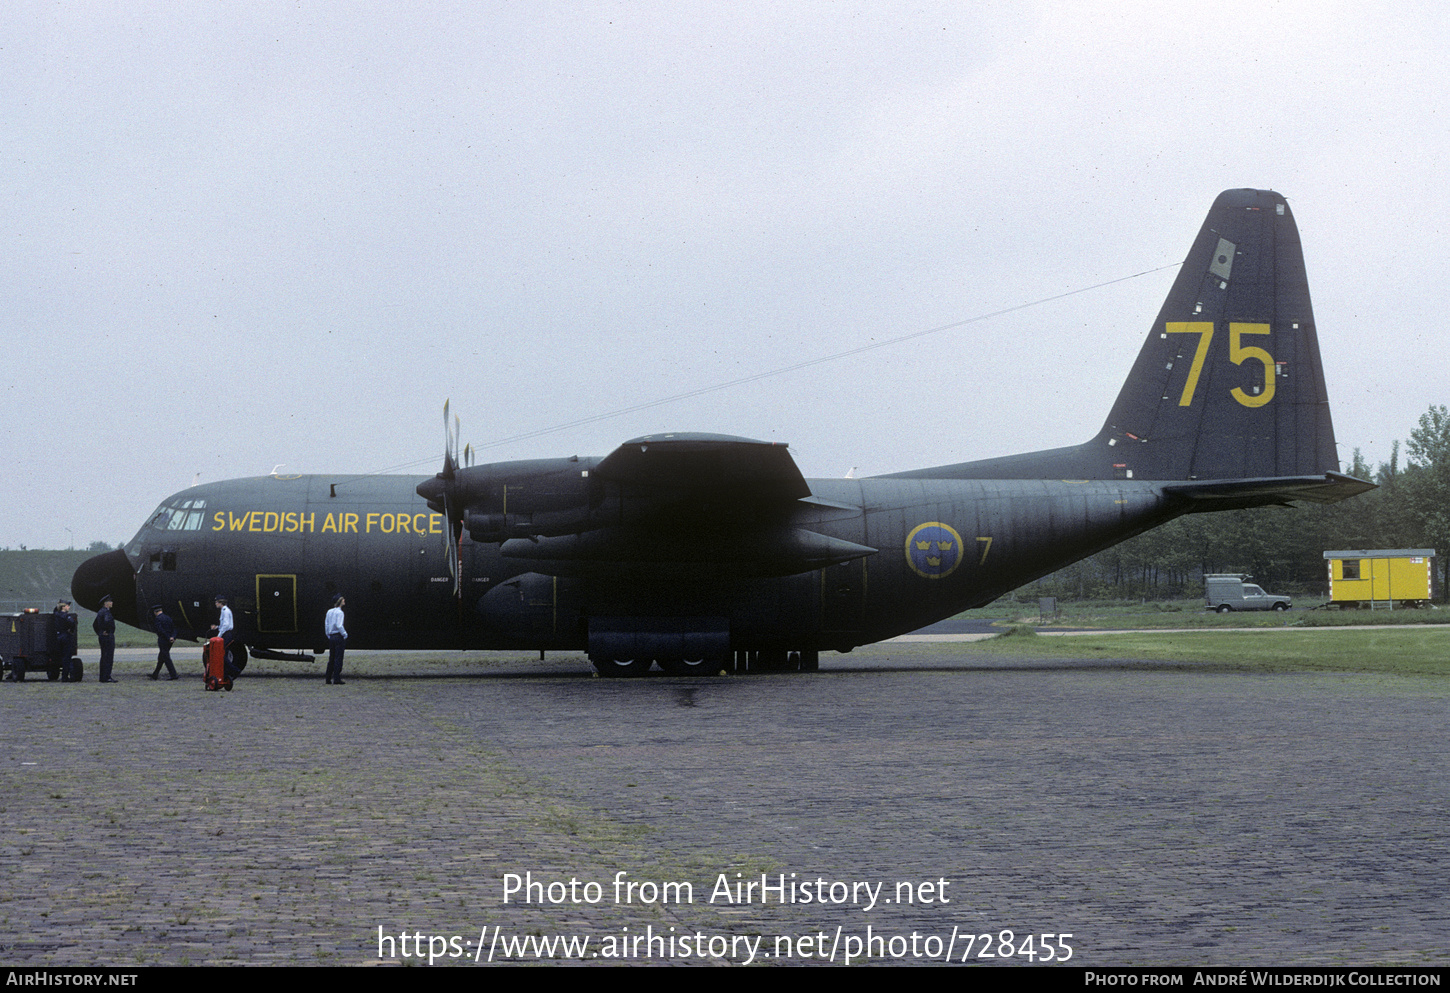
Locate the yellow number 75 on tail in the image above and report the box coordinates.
[1164,321,1274,408]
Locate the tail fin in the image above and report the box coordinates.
[1103,188,1337,480]
[893,188,1363,496]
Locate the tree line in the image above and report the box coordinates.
[1025,406,1450,602]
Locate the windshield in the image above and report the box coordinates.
[145,497,209,532]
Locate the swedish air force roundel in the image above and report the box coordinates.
[905,522,964,579]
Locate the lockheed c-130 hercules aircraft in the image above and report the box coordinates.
[73,189,1373,676]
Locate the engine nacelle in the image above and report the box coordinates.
[453,457,605,542]
[465,507,600,542]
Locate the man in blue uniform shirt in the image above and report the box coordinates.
[325,595,347,685]
[210,595,236,677]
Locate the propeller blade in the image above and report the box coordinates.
[437,400,465,599]
[454,524,464,598]
[441,400,456,480]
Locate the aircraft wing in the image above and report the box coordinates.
[491,434,874,575]
[593,433,812,503]
[1163,471,1376,508]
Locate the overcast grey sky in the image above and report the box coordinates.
[4,1,1445,549]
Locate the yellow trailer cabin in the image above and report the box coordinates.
[1323,549,1437,609]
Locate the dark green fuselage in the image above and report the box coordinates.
[98,471,1174,653]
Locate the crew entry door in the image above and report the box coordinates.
[256,574,299,634]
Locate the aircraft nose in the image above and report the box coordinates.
[72,549,140,627]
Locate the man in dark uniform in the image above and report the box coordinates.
[150,604,178,680]
[53,600,78,681]
[94,594,117,682]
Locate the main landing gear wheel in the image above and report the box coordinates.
[657,656,724,677]
[591,657,652,678]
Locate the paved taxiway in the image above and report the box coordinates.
[2,642,1446,966]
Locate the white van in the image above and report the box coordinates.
[1204,574,1292,613]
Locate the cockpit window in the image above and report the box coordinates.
[148,498,208,531]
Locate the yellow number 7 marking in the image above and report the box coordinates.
[1165,322,1214,407]
[1228,322,1274,408]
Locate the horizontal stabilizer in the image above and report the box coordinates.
[1164,471,1376,508]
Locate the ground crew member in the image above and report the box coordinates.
[210,595,236,676]
[325,595,347,685]
[95,594,117,682]
[150,605,178,680]
[53,600,78,680]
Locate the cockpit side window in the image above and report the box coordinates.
[148,550,177,571]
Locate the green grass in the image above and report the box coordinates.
[961,597,1449,630]
[962,625,1450,676]
[1290,608,1449,627]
